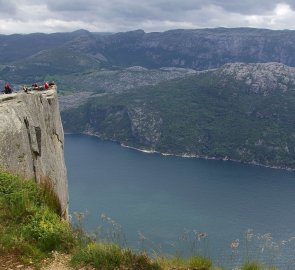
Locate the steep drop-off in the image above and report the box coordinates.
[0,87,68,217]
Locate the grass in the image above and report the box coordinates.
[39,176,62,216]
[241,262,262,270]
[240,262,278,270]
[71,242,161,270]
[0,171,74,264]
[156,255,213,270]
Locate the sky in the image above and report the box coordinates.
[0,0,295,34]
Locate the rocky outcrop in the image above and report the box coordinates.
[0,87,68,218]
[128,106,162,147]
[219,62,295,94]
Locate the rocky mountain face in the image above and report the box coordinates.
[58,67,197,111]
[70,28,295,69]
[219,62,295,94]
[0,88,68,217]
[62,63,295,170]
[1,28,295,86]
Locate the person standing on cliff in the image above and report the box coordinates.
[44,81,49,90]
[3,83,12,94]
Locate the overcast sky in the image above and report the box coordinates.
[0,0,295,34]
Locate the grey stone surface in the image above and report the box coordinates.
[219,62,295,94]
[0,87,68,218]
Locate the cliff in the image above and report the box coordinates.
[0,87,68,217]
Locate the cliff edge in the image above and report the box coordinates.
[0,86,68,217]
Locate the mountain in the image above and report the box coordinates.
[2,28,295,88]
[68,28,295,69]
[61,62,295,170]
[0,30,89,63]
[1,47,102,83]
[58,67,197,109]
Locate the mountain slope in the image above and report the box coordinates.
[1,47,101,83]
[2,28,295,90]
[58,67,197,109]
[71,28,295,69]
[62,63,295,169]
[0,30,89,62]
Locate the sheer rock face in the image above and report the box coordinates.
[0,87,68,218]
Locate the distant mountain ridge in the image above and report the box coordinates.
[1,28,295,79]
[89,28,295,69]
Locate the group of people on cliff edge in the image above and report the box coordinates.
[24,81,55,92]
[27,81,53,91]
[1,81,56,94]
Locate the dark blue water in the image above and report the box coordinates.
[65,134,295,268]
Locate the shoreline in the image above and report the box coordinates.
[65,132,295,172]
[120,143,295,172]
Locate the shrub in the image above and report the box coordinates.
[22,206,74,252]
[188,256,213,269]
[123,250,161,270]
[71,242,123,269]
[0,171,75,264]
[38,176,62,216]
[71,242,161,270]
[156,255,213,270]
[0,172,39,222]
[241,262,262,270]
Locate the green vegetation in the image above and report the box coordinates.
[71,242,161,270]
[62,69,295,169]
[0,47,101,84]
[0,171,74,264]
[157,255,213,270]
[240,262,277,270]
[241,262,263,270]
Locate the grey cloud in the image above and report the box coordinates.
[0,0,17,14]
[42,0,295,28]
[0,0,295,34]
[15,0,295,19]
[37,0,294,17]
[46,0,99,12]
[144,0,295,15]
[208,0,280,14]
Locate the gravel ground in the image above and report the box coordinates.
[0,252,95,270]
